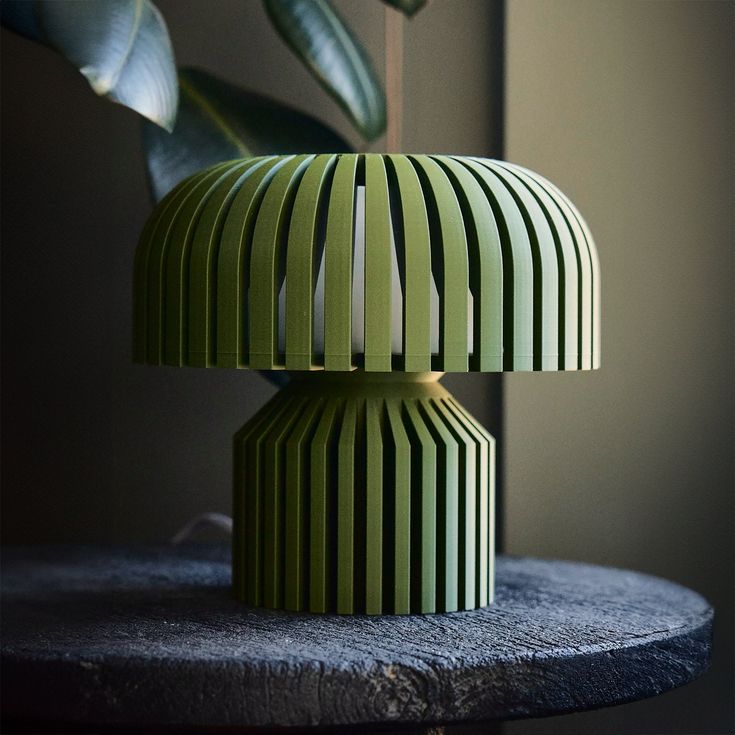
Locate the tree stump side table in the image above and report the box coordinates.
[1,544,713,733]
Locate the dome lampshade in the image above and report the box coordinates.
[134,154,600,374]
[133,153,600,615]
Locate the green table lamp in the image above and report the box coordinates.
[134,153,600,615]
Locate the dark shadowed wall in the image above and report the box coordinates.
[1,1,503,542]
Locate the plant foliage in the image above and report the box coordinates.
[143,68,351,202]
[264,0,386,141]
[1,0,178,131]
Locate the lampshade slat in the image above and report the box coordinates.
[216,156,284,367]
[188,160,260,366]
[522,167,595,370]
[481,161,560,371]
[459,158,535,370]
[323,156,358,371]
[402,399,438,612]
[337,399,358,614]
[420,398,460,612]
[135,154,599,372]
[285,154,338,370]
[233,385,294,601]
[431,396,477,609]
[145,163,231,364]
[284,396,324,610]
[555,189,601,369]
[503,164,580,370]
[444,395,495,605]
[262,396,308,607]
[164,163,242,365]
[590,225,601,369]
[249,155,315,369]
[385,398,412,614]
[365,397,384,614]
[309,398,341,612]
[134,166,201,363]
[409,155,469,372]
[435,156,503,371]
[384,155,432,372]
[364,156,394,371]
[161,165,233,365]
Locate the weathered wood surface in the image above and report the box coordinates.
[1,544,712,730]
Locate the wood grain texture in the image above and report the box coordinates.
[1,545,712,730]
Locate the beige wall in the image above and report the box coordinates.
[504,1,734,733]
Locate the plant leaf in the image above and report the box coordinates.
[380,0,428,18]
[1,0,178,131]
[264,0,386,141]
[142,67,352,202]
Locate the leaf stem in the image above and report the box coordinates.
[384,4,404,152]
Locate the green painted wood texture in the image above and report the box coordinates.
[232,372,495,615]
[134,154,601,372]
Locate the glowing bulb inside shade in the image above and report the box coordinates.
[280,186,472,361]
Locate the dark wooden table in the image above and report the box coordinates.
[1,544,713,733]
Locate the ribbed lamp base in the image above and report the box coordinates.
[233,371,495,614]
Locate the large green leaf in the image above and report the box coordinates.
[264,0,386,141]
[142,67,352,202]
[380,0,428,18]
[1,0,178,131]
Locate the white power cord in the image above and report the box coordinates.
[170,512,233,545]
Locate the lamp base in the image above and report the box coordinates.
[233,371,494,614]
